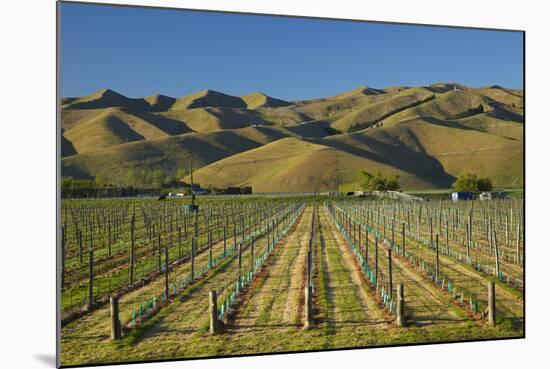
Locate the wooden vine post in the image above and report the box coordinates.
[304,284,313,330]
[157,233,162,272]
[388,248,393,298]
[305,207,315,330]
[445,219,449,255]
[209,230,213,268]
[129,210,135,286]
[516,222,521,264]
[108,220,112,258]
[178,225,182,258]
[238,241,242,274]
[467,212,472,259]
[78,230,83,264]
[391,219,395,250]
[429,215,433,247]
[169,213,173,257]
[401,221,405,256]
[397,284,405,327]
[487,219,494,253]
[165,237,169,300]
[469,208,473,250]
[88,218,94,309]
[487,281,496,326]
[272,219,276,249]
[375,237,379,286]
[435,234,440,282]
[88,246,94,310]
[233,222,237,253]
[417,208,421,241]
[191,237,195,283]
[209,290,219,333]
[365,228,369,263]
[493,229,500,278]
[223,220,227,256]
[306,249,312,288]
[250,235,255,272]
[267,221,271,252]
[110,296,121,340]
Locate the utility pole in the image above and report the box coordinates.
[188,150,200,244]
[333,147,339,193]
[189,150,196,211]
[186,150,199,284]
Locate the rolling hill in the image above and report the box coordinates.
[62,88,151,110]
[242,92,290,109]
[62,126,294,180]
[61,83,524,191]
[185,137,438,192]
[159,107,267,133]
[171,89,247,110]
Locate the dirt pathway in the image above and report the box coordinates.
[319,208,387,327]
[227,207,313,333]
[333,209,465,328]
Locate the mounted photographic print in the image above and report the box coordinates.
[57,1,524,367]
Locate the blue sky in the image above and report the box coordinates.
[60,2,524,100]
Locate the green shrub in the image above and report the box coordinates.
[452,173,493,192]
[359,170,401,191]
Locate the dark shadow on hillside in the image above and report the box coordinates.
[415,116,481,132]
[286,120,334,138]
[104,114,146,142]
[416,116,521,144]
[125,109,192,135]
[310,134,456,188]
[423,83,465,94]
[60,161,94,179]
[485,104,524,123]
[487,85,524,98]
[61,127,293,179]
[206,107,268,127]
[61,134,77,157]
[251,125,294,139]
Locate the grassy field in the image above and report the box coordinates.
[60,196,524,366]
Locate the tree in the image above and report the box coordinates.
[94,171,110,187]
[137,170,151,188]
[359,170,401,191]
[125,169,137,188]
[452,173,493,192]
[477,177,493,192]
[61,176,95,189]
[151,169,167,188]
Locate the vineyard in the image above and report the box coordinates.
[59,196,524,366]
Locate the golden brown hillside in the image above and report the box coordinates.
[61,83,523,190]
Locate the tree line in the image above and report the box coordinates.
[358,170,492,192]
